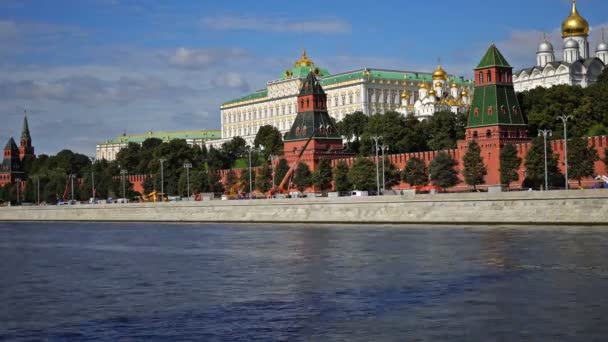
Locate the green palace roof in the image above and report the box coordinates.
[102,130,221,145]
[222,69,472,107]
[476,43,511,69]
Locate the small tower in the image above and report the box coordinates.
[432,64,447,97]
[561,0,590,59]
[536,34,555,67]
[450,83,459,99]
[459,44,529,185]
[1,137,22,185]
[283,71,348,178]
[596,29,608,65]
[418,82,429,99]
[563,38,580,63]
[19,111,35,161]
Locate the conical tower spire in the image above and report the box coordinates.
[18,109,34,160]
[21,111,30,140]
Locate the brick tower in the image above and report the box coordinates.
[458,44,530,185]
[0,137,23,187]
[283,71,349,171]
[19,112,35,161]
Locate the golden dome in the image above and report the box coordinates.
[561,1,589,38]
[401,90,409,100]
[419,82,428,89]
[432,64,448,80]
[294,49,314,67]
[429,89,436,96]
[461,89,469,97]
[451,83,458,88]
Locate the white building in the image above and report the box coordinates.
[513,1,606,92]
[396,64,471,120]
[210,50,472,147]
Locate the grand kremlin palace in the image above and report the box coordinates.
[209,50,473,147]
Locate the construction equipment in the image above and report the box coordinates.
[267,135,314,198]
[595,175,608,185]
[141,191,168,203]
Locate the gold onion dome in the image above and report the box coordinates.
[561,0,589,37]
[432,64,448,80]
[429,89,436,96]
[294,49,314,67]
[401,90,409,99]
[419,82,428,89]
[451,83,458,88]
[461,89,469,97]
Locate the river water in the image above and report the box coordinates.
[1,222,608,341]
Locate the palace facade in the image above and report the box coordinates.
[513,1,606,92]
[212,50,472,147]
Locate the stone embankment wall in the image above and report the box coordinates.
[1,190,607,225]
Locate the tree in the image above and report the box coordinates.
[254,125,283,159]
[333,161,351,192]
[500,144,522,186]
[337,111,368,153]
[312,159,333,191]
[239,168,255,194]
[524,137,562,190]
[348,158,377,192]
[293,162,312,192]
[403,157,428,186]
[567,137,599,186]
[221,137,247,166]
[427,111,458,150]
[255,161,273,192]
[462,140,487,190]
[383,159,401,190]
[207,170,223,194]
[429,152,459,188]
[274,158,290,187]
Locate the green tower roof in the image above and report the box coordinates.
[476,44,511,69]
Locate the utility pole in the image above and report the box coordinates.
[538,129,552,191]
[183,162,192,200]
[556,115,572,190]
[120,169,128,200]
[372,136,381,195]
[159,158,166,196]
[91,171,95,200]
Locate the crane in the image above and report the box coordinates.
[267,135,314,197]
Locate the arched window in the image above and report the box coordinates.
[487,70,492,83]
[501,105,506,114]
[486,129,492,138]
[473,131,479,139]
[474,108,479,116]
[479,72,484,84]
[488,106,493,115]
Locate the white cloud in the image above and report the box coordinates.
[201,15,351,34]
[167,47,248,69]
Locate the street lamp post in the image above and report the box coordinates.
[556,115,572,190]
[159,158,166,195]
[538,129,552,191]
[120,169,128,200]
[91,171,95,200]
[381,145,389,192]
[36,176,40,205]
[372,136,381,195]
[247,147,254,199]
[183,162,192,200]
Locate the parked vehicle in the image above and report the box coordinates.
[351,190,369,197]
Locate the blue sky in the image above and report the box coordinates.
[0,0,607,156]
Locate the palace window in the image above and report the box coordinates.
[349,94,353,104]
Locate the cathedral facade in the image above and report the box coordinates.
[513,1,607,92]
[212,50,472,147]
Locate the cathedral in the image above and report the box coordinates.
[0,114,35,188]
[513,0,606,92]
[396,64,471,120]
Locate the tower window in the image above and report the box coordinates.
[479,72,483,84]
[486,129,492,138]
[474,108,479,116]
[487,71,492,83]
[488,106,493,115]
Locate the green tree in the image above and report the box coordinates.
[567,137,599,186]
[312,158,333,191]
[429,152,459,188]
[403,157,428,186]
[523,137,562,190]
[255,161,273,192]
[274,158,290,187]
[383,159,401,190]
[337,111,369,153]
[427,111,458,150]
[207,170,223,194]
[499,144,522,186]
[239,168,256,194]
[254,125,283,159]
[221,137,248,166]
[462,140,487,190]
[293,162,312,192]
[333,161,351,192]
[348,158,377,192]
